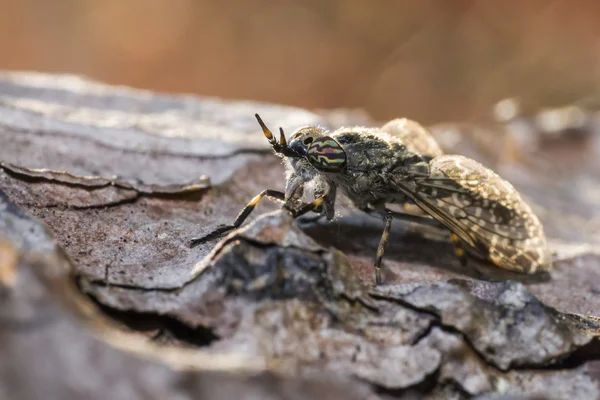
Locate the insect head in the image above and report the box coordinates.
[255,114,347,172]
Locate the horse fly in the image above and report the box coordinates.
[191,114,552,285]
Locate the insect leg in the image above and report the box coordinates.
[285,175,305,205]
[286,195,327,218]
[233,189,286,226]
[363,207,446,229]
[309,181,337,220]
[374,213,393,285]
[449,233,468,267]
[189,189,285,246]
[322,184,337,220]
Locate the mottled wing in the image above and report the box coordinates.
[381,118,444,159]
[393,155,552,273]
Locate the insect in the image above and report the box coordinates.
[191,114,553,284]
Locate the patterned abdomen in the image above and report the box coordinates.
[404,155,552,273]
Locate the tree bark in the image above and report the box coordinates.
[1,72,599,400]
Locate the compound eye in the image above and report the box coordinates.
[307,136,347,172]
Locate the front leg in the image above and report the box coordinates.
[313,181,337,220]
[189,189,286,246]
[190,173,308,247]
[294,182,337,227]
[284,174,305,209]
[286,195,328,218]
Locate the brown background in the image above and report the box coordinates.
[1,0,599,123]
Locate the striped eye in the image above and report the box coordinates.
[307,136,347,172]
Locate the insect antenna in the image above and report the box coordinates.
[255,113,299,157]
[279,127,287,147]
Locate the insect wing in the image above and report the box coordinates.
[393,155,552,273]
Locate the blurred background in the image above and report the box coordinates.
[1,0,600,123]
